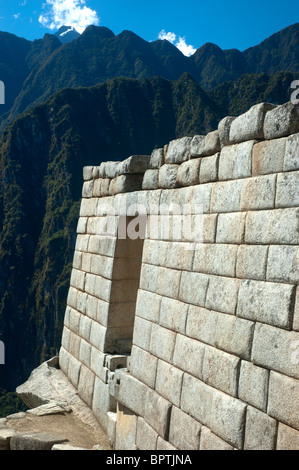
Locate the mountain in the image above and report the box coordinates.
[0,23,298,130]
[55,26,80,44]
[0,21,298,405]
[0,73,223,395]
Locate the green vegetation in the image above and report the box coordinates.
[0,388,28,418]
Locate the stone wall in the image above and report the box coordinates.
[58,101,299,450]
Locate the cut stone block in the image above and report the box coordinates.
[109,174,143,195]
[205,275,241,315]
[82,180,94,198]
[83,166,94,181]
[117,155,151,175]
[202,346,240,397]
[117,372,147,417]
[245,208,299,245]
[190,135,205,157]
[136,417,158,450]
[165,137,192,163]
[218,116,236,147]
[244,406,277,450]
[149,323,176,363]
[200,130,221,156]
[237,279,295,329]
[135,290,161,323]
[268,371,299,431]
[240,174,276,211]
[78,364,95,408]
[179,271,209,307]
[181,373,246,449]
[0,429,17,450]
[158,164,179,189]
[159,297,189,334]
[229,102,276,143]
[173,334,205,380]
[277,423,299,450]
[115,403,138,451]
[142,169,159,190]
[169,406,201,450]
[264,101,299,139]
[276,171,299,208]
[156,437,177,450]
[150,148,164,168]
[238,360,269,412]
[101,161,121,179]
[92,377,116,431]
[199,427,234,450]
[10,433,68,451]
[144,388,172,439]
[155,360,183,408]
[284,133,299,171]
[214,313,255,360]
[218,140,254,180]
[251,323,299,380]
[193,243,238,277]
[210,179,243,213]
[267,245,299,284]
[129,346,158,388]
[186,306,219,347]
[236,245,268,280]
[199,153,219,183]
[177,158,200,187]
[252,138,286,175]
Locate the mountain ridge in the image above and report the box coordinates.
[0,23,298,130]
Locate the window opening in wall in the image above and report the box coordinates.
[103,215,146,355]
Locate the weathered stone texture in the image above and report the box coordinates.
[263,102,299,139]
[229,103,276,143]
[244,406,277,450]
[169,406,201,450]
[218,140,254,180]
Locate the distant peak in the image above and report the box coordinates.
[55,25,80,44]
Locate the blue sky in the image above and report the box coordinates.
[0,0,298,54]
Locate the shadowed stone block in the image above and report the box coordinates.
[264,102,299,139]
[169,406,201,450]
[268,371,299,431]
[244,406,277,450]
[238,360,269,411]
[165,137,192,163]
[177,158,200,186]
[284,133,299,171]
[218,116,236,147]
[117,155,151,175]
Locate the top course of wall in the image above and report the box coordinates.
[81,101,299,198]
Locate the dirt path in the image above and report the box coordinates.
[6,412,112,450]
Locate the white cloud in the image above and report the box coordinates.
[13,13,21,19]
[158,29,176,44]
[175,36,196,57]
[158,29,196,57]
[39,0,100,34]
